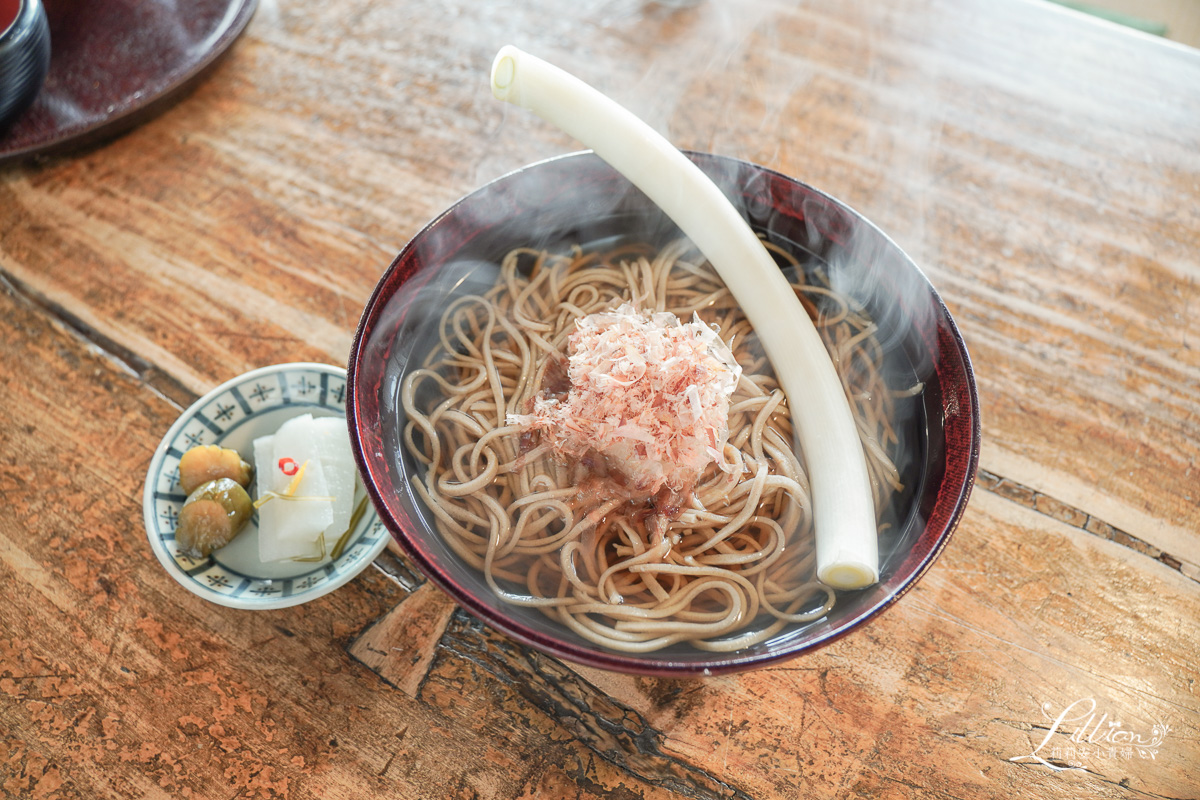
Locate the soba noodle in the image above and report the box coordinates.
[400,238,903,653]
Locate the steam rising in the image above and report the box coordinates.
[379,149,941,586]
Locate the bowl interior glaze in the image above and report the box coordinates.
[348,151,979,676]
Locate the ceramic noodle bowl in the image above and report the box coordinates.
[348,151,980,676]
[0,0,49,131]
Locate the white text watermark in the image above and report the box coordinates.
[1009,697,1170,771]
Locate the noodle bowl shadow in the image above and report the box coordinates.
[348,151,980,676]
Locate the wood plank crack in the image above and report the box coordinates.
[435,613,757,800]
[977,468,1195,582]
[349,592,756,797]
[0,267,196,410]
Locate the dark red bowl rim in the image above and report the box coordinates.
[348,150,980,676]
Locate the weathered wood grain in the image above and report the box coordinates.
[0,283,689,800]
[2,0,1198,797]
[348,580,456,698]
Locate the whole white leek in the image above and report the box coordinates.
[490,46,878,589]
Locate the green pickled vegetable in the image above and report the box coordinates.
[179,445,253,495]
[176,478,253,558]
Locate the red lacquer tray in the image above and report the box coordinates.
[0,0,256,165]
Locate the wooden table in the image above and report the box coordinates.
[2,0,1197,797]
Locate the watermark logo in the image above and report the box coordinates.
[1009,697,1171,771]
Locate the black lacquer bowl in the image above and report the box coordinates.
[348,151,980,676]
[0,0,50,131]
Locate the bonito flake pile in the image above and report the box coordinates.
[509,303,742,495]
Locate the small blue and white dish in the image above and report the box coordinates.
[143,363,389,610]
